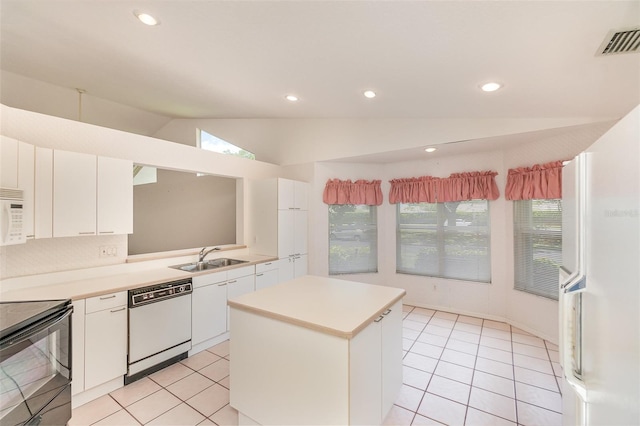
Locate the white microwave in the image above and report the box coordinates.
[0,187,26,246]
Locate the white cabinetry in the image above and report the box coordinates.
[226,266,255,331]
[190,265,255,354]
[83,292,127,390]
[18,142,34,239]
[255,261,278,290]
[34,147,53,239]
[249,177,309,281]
[229,278,404,426]
[349,300,402,424]
[53,150,133,237]
[97,156,133,235]
[192,271,228,347]
[53,150,97,237]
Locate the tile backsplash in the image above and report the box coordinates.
[0,235,127,280]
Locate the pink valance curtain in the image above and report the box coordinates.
[389,171,499,203]
[505,161,564,200]
[323,179,383,206]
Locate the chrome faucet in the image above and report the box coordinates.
[198,247,220,263]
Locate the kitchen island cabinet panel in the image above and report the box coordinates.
[229,276,405,425]
[230,309,350,425]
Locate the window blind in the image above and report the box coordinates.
[396,200,491,283]
[329,205,378,275]
[513,199,562,300]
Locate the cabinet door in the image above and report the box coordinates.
[293,210,308,255]
[84,304,127,390]
[97,157,133,235]
[278,209,295,258]
[294,254,308,278]
[0,136,18,188]
[192,283,228,345]
[380,301,403,418]
[349,317,383,425]
[53,150,97,237]
[277,178,295,210]
[34,147,53,239]
[294,181,309,210]
[278,257,295,283]
[227,274,255,331]
[255,268,278,291]
[18,142,35,239]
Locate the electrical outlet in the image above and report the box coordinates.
[99,245,118,257]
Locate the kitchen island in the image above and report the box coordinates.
[228,275,406,425]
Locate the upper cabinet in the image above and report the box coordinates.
[53,150,98,237]
[34,148,53,239]
[18,142,35,239]
[53,149,133,238]
[278,178,308,210]
[97,156,133,235]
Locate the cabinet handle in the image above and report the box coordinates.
[110,307,126,313]
[374,316,384,323]
[383,309,392,315]
[264,262,272,266]
[79,231,95,235]
[26,234,35,238]
[256,273,264,277]
[99,231,115,234]
[228,280,237,284]
[100,295,117,300]
[218,283,228,287]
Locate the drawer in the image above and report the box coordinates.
[193,270,228,288]
[85,291,127,313]
[228,265,255,280]
[255,261,277,274]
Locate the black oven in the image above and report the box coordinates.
[0,299,73,426]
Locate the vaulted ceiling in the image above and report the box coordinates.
[2,1,638,121]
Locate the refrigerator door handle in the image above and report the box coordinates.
[562,280,587,402]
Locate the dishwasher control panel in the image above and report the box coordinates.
[129,278,193,308]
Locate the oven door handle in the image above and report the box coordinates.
[1,305,73,348]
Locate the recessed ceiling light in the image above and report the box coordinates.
[134,11,160,26]
[480,82,502,92]
[363,90,376,99]
[425,147,437,153]
[285,95,299,102]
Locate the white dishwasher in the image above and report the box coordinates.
[126,278,192,384]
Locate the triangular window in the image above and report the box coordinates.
[198,129,255,160]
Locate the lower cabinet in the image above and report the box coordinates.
[255,262,278,291]
[230,298,403,425]
[277,254,307,283]
[349,300,403,424]
[192,271,228,346]
[84,292,128,390]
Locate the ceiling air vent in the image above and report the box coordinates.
[597,27,640,56]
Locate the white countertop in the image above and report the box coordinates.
[228,275,406,339]
[0,253,277,302]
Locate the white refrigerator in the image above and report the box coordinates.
[559,105,639,426]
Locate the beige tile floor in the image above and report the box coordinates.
[70,305,563,425]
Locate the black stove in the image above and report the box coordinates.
[0,299,70,342]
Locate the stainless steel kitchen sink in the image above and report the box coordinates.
[170,258,248,272]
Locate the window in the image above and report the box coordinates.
[513,199,562,300]
[199,129,255,160]
[396,200,491,282]
[329,205,377,275]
